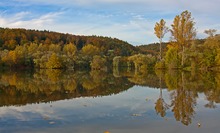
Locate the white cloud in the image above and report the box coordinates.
[11,12,30,21]
[0,11,63,29]
[0,104,62,121]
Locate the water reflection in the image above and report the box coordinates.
[0,69,220,130]
[0,69,134,106]
[154,70,220,125]
[113,68,220,125]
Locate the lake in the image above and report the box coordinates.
[0,69,219,133]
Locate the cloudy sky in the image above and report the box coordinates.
[0,0,219,45]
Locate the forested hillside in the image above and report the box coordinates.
[0,27,138,55]
[137,42,168,55]
[137,38,206,56]
[0,27,139,69]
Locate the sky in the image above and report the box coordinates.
[0,0,219,45]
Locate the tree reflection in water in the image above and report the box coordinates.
[123,68,220,126]
[155,70,220,125]
[0,69,134,106]
[155,70,169,117]
[0,69,220,126]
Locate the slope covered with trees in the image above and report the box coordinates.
[137,42,168,55]
[0,27,138,54]
[0,27,139,69]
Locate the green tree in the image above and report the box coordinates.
[202,30,220,68]
[49,44,61,53]
[113,56,121,68]
[90,55,107,70]
[154,19,169,61]
[165,46,180,69]
[170,10,196,67]
[215,49,220,66]
[204,29,219,49]
[128,54,150,73]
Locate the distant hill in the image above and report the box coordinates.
[136,42,168,55]
[136,38,209,56]
[0,27,139,56]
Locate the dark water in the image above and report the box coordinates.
[0,69,220,133]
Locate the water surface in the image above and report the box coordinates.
[0,70,219,133]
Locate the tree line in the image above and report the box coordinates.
[0,28,138,69]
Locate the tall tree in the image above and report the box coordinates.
[170,10,196,67]
[204,29,217,38]
[154,19,169,61]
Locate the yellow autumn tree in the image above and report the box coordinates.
[81,44,99,56]
[2,50,17,66]
[170,10,196,67]
[14,45,26,64]
[62,43,77,68]
[46,53,62,69]
[154,19,168,61]
[63,43,77,56]
[28,43,38,56]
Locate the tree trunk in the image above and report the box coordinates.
[159,76,162,98]
[160,38,162,61]
[181,46,185,67]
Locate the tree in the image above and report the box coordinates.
[165,46,180,69]
[170,10,196,67]
[1,50,15,67]
[46,53,62,69]
[154,19,169,61]
[204,29,217,38]
[14,45,27,65]
[203,29,219,49]
[49,44,61,53]
[90,55,107,70]
[63,43,77,56]
[155,95,169,117]
[155,70,169,117]
[6,39,17,50]
[128,54,150,73]
[81,44,99,56]
[62,43,77,69]
[215,49,220,66]
[28,43,38,56]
